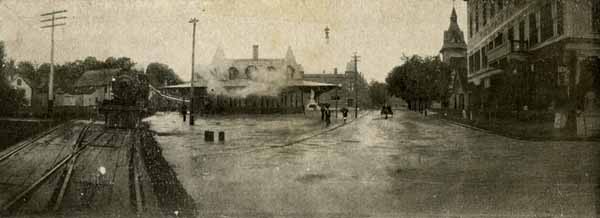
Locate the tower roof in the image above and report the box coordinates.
[441,7,466,53]
[285,46,297,64]
[211,46,226,65]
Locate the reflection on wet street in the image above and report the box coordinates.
[146,110,598,218]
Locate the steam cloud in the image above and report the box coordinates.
[194,64,291,98]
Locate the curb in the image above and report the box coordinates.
[270,111,371,148]
[434,115,600,142]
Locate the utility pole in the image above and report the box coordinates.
[189,18,199,126]
[352,53,360,118]
[41,10,67,117]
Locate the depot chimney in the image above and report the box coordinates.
[253,45,259,60]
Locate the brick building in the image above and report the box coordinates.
[303,62,369,110]
[465,0,599,111]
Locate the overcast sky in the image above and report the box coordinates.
[0,0,467,82]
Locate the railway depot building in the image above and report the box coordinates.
[160,45,338,114]
[464,0,600,129]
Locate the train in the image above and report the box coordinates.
[99,72,150,129]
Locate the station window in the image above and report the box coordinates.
[484,78,491,88]
[556,0,564,35]
[475,5,480,32]
[593,0,600,33]
[481,47,488,68]
[540,2,553,42]
[483,2,488,25]
[529,13,538,45]
[519,20,525,41]
[490,0,496,17]
[469,15,473,37]
[494,33,504,46]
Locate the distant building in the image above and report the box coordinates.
[464,0,600,110]
[56,69,120,107]
[7,74,33,106]
[440,7,469,110]
[160,45,338,114]
[210,45,305,81]
[303,62,369,109]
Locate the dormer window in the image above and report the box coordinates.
[17,79,22,86]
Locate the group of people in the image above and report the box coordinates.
[320,104,350,127]
[381,104,393,119]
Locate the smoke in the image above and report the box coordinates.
[194,64,291,98]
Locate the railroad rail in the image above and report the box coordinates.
[0,121,98,212]
[0,123,65,163]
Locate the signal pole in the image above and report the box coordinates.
[189,18,199,126]
[352,53,360,118]
[41,10,67,117]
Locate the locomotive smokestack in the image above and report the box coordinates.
[253,45,259,60]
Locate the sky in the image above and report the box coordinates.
[0,0,467,82]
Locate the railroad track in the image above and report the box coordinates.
[0,122,66,163]
[0,121,101,212]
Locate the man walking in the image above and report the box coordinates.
[181,103,188,122]
[320,104,326,122]
[325,104,332,127]
[341,107,349,124]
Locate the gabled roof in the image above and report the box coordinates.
[74,68,122,87]
[10,74,34,88]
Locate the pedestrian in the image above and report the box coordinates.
[181,103,187,122]
[320,104,326,121]
[341,107,349,123]
[387,105,393,118]
[381,104,388,119]
[325,104,332,127]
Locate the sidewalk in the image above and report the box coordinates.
[429,110,599,141]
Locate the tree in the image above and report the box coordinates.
[386,55,452,111]
[0,41,26,115]
[145,62,182,88]
[368,80,388,107]
[82,56,104,71]
[104,56,135,70]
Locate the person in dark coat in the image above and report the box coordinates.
[381,104,389,119]
[325,105,332,127]
[340,107,349,123]
[320,104,326,121]
[181,103,188,122]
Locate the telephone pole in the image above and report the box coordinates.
[41,10,67,117]
[189,17,199,126]
[352,53,360,118]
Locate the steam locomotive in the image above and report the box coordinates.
[99,72,150,128]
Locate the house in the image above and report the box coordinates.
[7,74,33,106]
[56,68,121,107]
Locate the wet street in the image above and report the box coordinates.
[147,110,599,218]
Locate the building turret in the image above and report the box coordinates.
[440,7,467,63]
